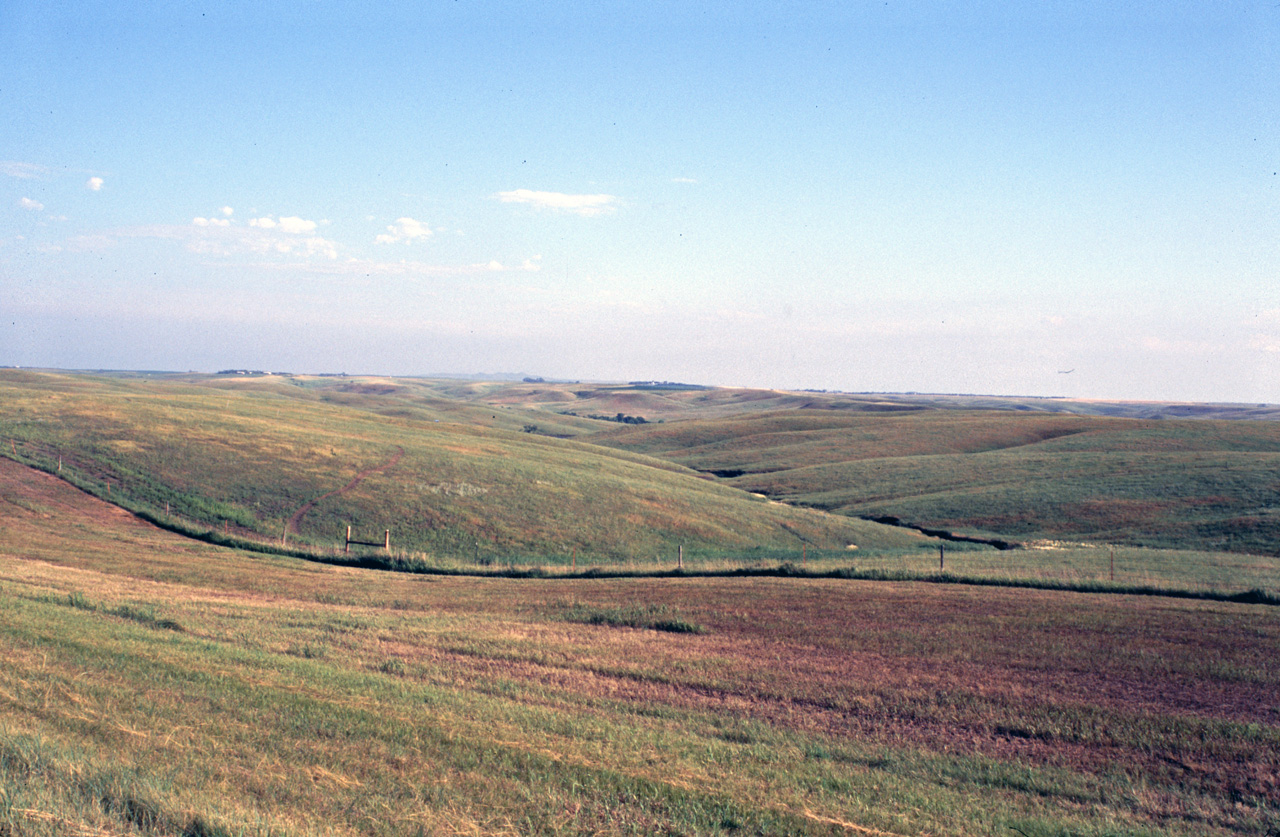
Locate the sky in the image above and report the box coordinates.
[2,1,1277,403]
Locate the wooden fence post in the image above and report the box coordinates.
[346,525,352,554]
[678,545,683,570]
[384,529,390,551]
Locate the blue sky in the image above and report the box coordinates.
[3,1,1277,402]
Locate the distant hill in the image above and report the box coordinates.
[404,378,1280,422]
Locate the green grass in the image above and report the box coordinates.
[0,370,928,563]
[7,371,1278,563]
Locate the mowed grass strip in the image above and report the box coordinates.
[0,465,1277,835]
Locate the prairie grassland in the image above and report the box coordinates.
[0,371,926,562]
[1,459,1278,835]
[593,410,1280,554]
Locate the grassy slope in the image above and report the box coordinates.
[1,458,1277,836]
[0,370,926,561]
[591,409,1280,554]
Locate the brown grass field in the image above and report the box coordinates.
[1,456,1277,835]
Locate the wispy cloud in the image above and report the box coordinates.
[248,254,542,277]
[1248,334,1280,353]
[671,177,698,184]
[497,189,618,216]
[18,197,44,211]
[86,177,104,191]
[2,161,48,179]
[249,215,319,234]
[375,216,433,244]
[117,212,342,259]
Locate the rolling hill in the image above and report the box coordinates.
[0,370,928,563]
[589,407,1280,554]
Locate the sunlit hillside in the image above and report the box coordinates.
[0,370,928,563]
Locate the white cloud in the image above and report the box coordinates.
[671,177,698,184]
[497,189,618,216]
[304,236,339,259]
[152,214,339,260]
[220,206,233,216]
[375,216,433,244]
[247,215,317,234]
[278,216,317,235]
[86,177,104,191]
[19,197,44,211]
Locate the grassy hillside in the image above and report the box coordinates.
[1,457,1277,835]
[592,409,1280,554]
[0,370,927,562]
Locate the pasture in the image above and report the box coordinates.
[0,371,926,563]
[2,370,1278,835]
[1,458,1277,835]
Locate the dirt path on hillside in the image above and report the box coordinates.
[286,446,404,534]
